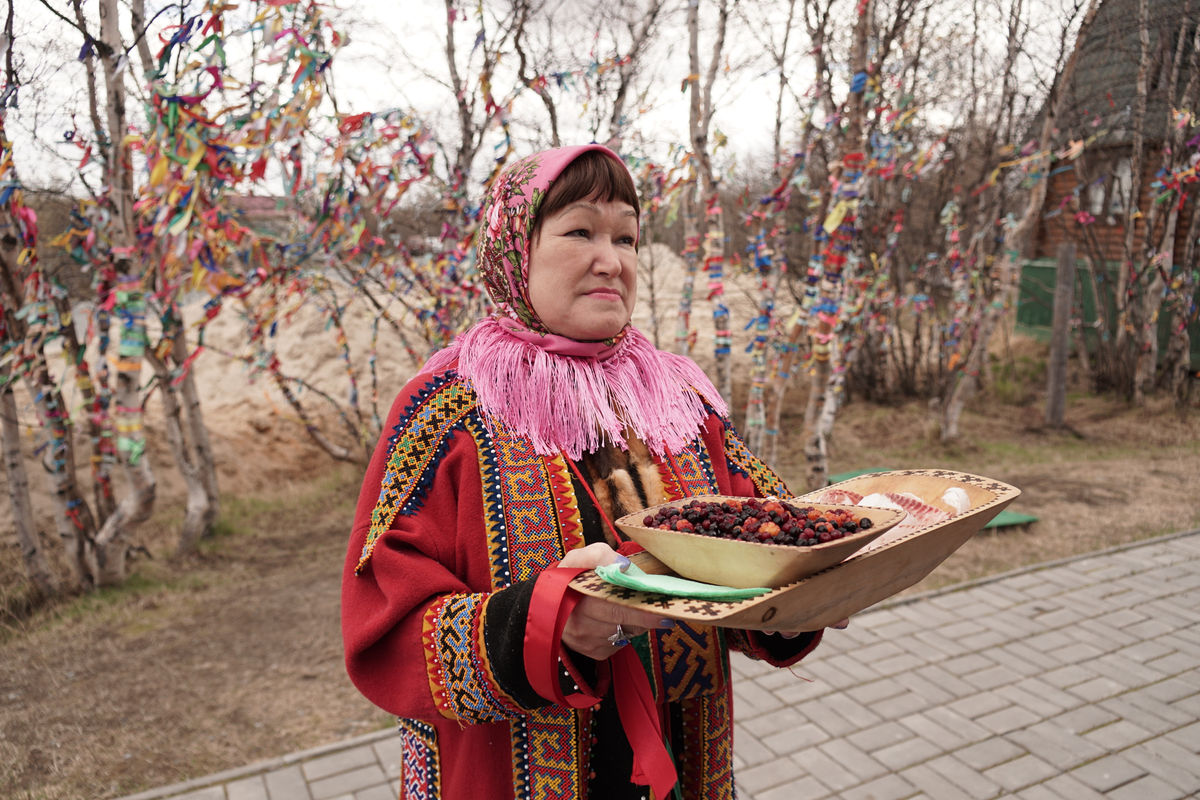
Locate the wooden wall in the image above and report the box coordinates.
[1032,145,1195,266]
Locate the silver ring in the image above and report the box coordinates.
[607,624,629,647]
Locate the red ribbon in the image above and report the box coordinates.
[525,566,678,799]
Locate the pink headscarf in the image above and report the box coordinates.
[425,145,726,459]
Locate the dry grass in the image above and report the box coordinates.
[0,461,395,800]
[1,384,1198,799]
[771,392,1200,590]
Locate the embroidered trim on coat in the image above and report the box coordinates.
[657,439,718,501]
[466,413,513,591]
[357,375,477,574]
[466,419,592,797]
[398,718,440,800]
[654,622,726,704]
[489,423,584,581]
[421,595,524,723]
[721,421,792,498]
[675,690,735,800]
[522,705,585,800]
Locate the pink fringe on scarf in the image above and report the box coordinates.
[424,318,727,460]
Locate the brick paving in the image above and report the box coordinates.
[116,529,1200,800]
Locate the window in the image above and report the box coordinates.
[1107,157,1132,222]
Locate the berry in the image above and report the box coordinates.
[642,499,872,549]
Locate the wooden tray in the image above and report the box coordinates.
[571,469,1021,631]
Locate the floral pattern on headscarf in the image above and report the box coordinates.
[476,144,623,335]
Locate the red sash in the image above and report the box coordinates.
[525,566,678,800]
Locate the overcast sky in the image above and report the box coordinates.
[6,0,826,192]
[7,0,1072,195]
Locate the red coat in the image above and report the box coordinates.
[342,368,822,800]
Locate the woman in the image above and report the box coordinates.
[342,144,831,800]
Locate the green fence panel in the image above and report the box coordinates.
[1016,258,1199,367]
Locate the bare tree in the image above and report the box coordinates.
[512,0,563,147]
[940,0,1102,440]
[589,0,668,151]
[1,5,109,589]
[679,0,734,405]
[736,0,804,456]
[0,161,58,596]
[1126,0,1198,403]
[1111,0,1152,401]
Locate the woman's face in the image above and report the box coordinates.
[527,197,638,341]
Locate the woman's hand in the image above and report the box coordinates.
[558,543,675,660]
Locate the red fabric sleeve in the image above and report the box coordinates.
[341,376,529,723]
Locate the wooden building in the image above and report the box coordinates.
[1019,0,1198,365]
[1031,0,1196,265]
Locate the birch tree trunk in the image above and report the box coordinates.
[54,293,117,524]
[2,383,58,597]
[744,0,799,456]
[143,311,220,556]
[94,285,156,585]
[1166,191,1200,403]
[1163,20,1200,403]
[27,362,100,585]
[676,184,700,357]
[145,344,211,556]
[1126,0,1160,405]
[760,0,837,465]
[1131,0,1196,402]
[681,0,732,405]
[758,137,816,464]
[172,322,220,531]
[0,111,99,590]
[92,0,156,585]
[800,0,872,489]
[675,0,704,357]
[1046,243,1076,428]
[1112,0,1150,397]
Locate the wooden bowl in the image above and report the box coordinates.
[614,495,905,589]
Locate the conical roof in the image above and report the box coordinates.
[1056,0,1196,146]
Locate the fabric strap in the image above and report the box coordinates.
[525,566,679,799]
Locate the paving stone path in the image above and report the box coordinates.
[117,529,1200,800]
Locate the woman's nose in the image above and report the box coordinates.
[592,239,623,274]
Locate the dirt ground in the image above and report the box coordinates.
[2,381,1198,800]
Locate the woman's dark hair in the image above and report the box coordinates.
[533,150,640,239]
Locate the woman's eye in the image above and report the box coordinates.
[566,228,589,238]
